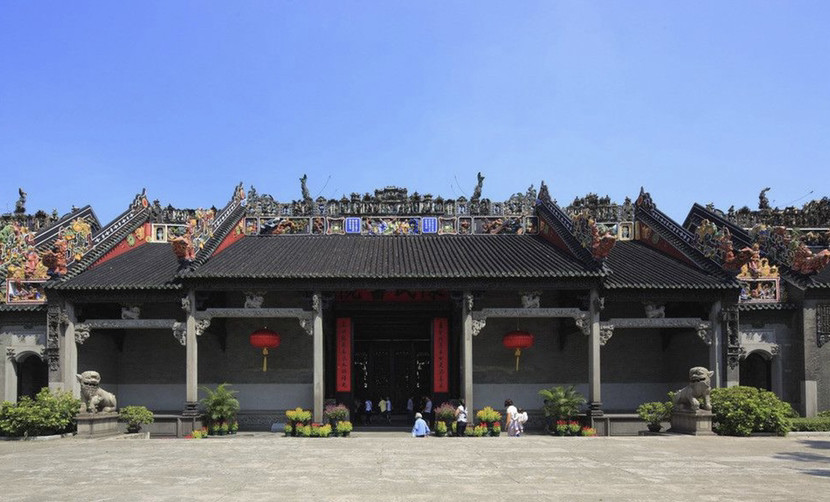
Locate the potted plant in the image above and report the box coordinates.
[434,403,456,434]
[435,420,447,437]
[491,422,501,437]
[538,385,586,432]
[284,424,293,437]
[285,407,312,435]
[219,421,229,435]
[324,404,349,427]
[336,420,353,437]
[475,406,502,433]
[230,420,239,435]
[200,383,240,434]
[637,401,672,433]
[119,405,154,433]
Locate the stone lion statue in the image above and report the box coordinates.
[673,366,714,412]
[77,371,117,414]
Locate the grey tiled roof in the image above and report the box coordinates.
[184,234,600,280]
[54,243,182,290]
[604,241,737,289]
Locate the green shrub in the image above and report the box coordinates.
[119,406,154,431]
[636,401,672,426]
[816,410,830,418]
[538,385,585,423]
[0,388,80,437]
[791,417,830,432]
[710,386,793,436]
[200,383,240,426]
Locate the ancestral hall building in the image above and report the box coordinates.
[1,178,829,434]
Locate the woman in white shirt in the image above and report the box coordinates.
[455,400,468,436]
[505,399,520,436]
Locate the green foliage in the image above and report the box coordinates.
[816,410,830,418]
[0,388,80,437]
[435,420,447,436]
[636,400,672,426]
[791,417,830,432]
[199,383,240,425]
[475,406,502,423]
[538,385,586,422]
[119,406,154,429]
[285,407,312,426]
[323,404,349,422]
[335,420,353,434]
[284,424,293,436]
[710,386,793,436]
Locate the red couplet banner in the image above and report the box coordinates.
[336,318,352,392]
[433,318,449,393]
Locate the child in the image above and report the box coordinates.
[517,408,528,436]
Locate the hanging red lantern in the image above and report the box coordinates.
[503,331,534,372]
[250,328,281,372]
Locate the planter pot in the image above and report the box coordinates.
[127,425,142,434]
[647,424,663,433]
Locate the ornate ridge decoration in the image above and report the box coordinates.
[571,211,616,260]
[565,194,634,224]
[750,224,830,275]
[694,219,754,270]
[723,189,830,231]
[635,187,655,211]
[243,175,539,236]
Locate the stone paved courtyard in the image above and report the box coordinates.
[1,432,830,501]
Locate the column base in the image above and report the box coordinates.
[588,401,604,417]
[182,401,200,417]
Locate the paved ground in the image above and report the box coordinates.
[1,431,830,501]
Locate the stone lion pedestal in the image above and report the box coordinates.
[668,410,714,435]
[76,412,120,438]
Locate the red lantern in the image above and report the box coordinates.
[503,330,534,372]
[250,328,281,372]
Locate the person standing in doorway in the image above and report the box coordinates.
[407,396,414,423]
[385,396,392,424]
[364,397,373,425]
[411,412,430,438]
[423,396,433,428]
[505,399,520,437]
[455,399,468,437]
[378,397,387,424]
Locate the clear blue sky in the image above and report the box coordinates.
[1,1,828,225]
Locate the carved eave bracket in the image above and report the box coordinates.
[74,323,91,345]
[173,323,186,346]
[195,319,211,337]
[599,325,614,346]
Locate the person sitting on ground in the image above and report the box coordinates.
[412,412,430,438]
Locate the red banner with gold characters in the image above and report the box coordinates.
[433,318,449,393]
[336,318,352,392]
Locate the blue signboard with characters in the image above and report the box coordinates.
[345,217,362,234]
[422,217,438,234]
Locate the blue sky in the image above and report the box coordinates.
[1,1,828,225]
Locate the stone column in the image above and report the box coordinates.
[588,289,602,416]
[708,301,722,388]
[61,302,80,398]
[802,301,819,416]
[462,291,474,414]
[184,290,199,416]
[312,292,324,423]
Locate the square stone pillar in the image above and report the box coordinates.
[60,302,80,398]
[462,291,474,415]
[588,289,602,416]
[313,292,324,423]
[184,290,199,416]
[709,301,722,388]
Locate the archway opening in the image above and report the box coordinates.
[740,352,771,391]
[17,354,48,400]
